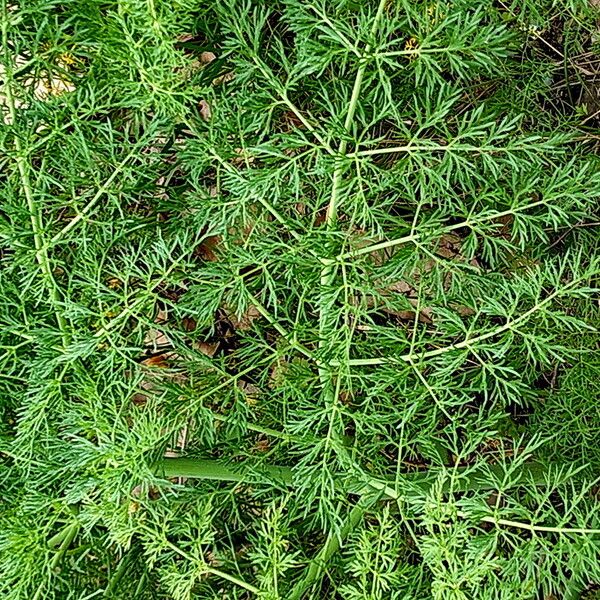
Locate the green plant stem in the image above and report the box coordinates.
[349,139,557,158]
[158,454,595,598]
[247,292,318,362]
[103,547,139,597]
[337,197,551,260]
[33,522,80,600]
[47,148,139,247]
[374,46,503,59]
[159,457,294,484]
[333,271,592,367]
[47,523,76,550]
[306,4,361,57]
[325,0,388,228]
[251,57,335,155]
[133,571,148,597]
[317,0,388,411]
[285,461,572,600]
[1,15,69,347]
[457,512,600,535]
[49,522,80,571]
[158,457,551,496]
[211,413,304,443]
[161,536,260,594]
[205,566,260,594]
[287,498,372,600]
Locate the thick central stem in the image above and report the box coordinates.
[318,0,389,394]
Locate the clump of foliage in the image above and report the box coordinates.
[1,0,600,598]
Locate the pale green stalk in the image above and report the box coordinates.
[317,0,389,408]
[1,13,69,346]
[337,197,552,260]
[287,499,372,600]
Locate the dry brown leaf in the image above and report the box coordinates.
[387,280,412,294]
[194,340,219,357]
[176,425,188,448]
[436,233,462,259]
[294,202,308,216]
[493,214,514,240]
[205,550,222,567]
[164,425,190,463]
[453,304,476,317]
[280,110,306,131]
[212,71,235,86]
[227,305,261,331]
[1,53,75,124]
[144,329,171,350]
[143,308,172,351]
[196,235,221,261]
[131,485,144,498]
[339,390,353,405]
[131,392,149,405]
[131,369,161,405]
[107,277,122,290]
[408,299,434,323]
[254,438,270,453]
[387,308,433,324]
[200,51,217,64]
[199,99,212,121]
[141,354,170,368]
[182,317,197,332]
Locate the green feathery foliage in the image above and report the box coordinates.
[1,0,600,598]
